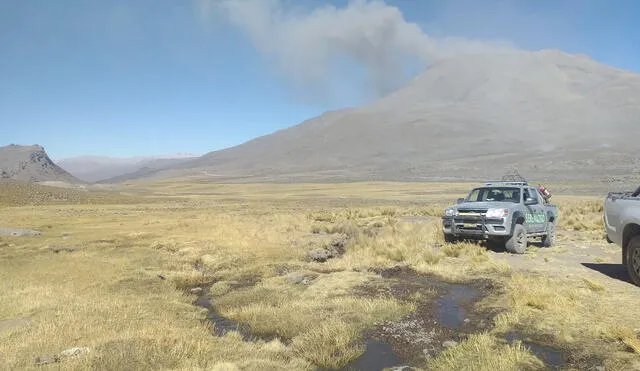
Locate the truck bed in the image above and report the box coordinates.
[604,189,640,246]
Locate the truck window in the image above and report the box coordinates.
[525,187,539,204]
[466,187,520,203]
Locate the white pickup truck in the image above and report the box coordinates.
[604,185,640,286]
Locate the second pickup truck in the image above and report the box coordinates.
[604,184,640,286]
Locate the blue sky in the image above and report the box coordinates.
[1,0,638,159]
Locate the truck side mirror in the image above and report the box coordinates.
[456,197,465,204]
[524,197,536,205]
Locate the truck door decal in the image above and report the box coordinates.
[525,212,546,224]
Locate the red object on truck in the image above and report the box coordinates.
[538,184,551,199]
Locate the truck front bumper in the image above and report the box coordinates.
[442,215,510,239]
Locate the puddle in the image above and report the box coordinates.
[431,281,482,330]
[339,339,407,371]
[504,332,567,370]
[366,266,495,364]
[193,295,249,337]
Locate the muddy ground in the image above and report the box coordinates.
[185,228,632,371]
[345,265,499,370]
[343,264,581,371]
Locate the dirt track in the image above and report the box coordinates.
[488,230,635,292]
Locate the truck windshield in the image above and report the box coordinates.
[465,187,521,203]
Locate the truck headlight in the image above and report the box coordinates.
[445,208,457,217]
[486,208,508,218]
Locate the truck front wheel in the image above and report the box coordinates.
[626,236,640,286]
[506,224,527,254]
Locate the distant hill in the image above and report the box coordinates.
[99,49,640,184]
[56,153,198,182]
[0,145,82,184]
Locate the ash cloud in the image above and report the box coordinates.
[201,0,512,103]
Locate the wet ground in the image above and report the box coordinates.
[339,340,405,371]
[185,278,275,342]
[504,332,567,370]
[182,265,496,370]
[432,280,483,330]
[184,263,582,370]
[192,294,256,340]
[342,265,498,370]
[343,265,580,371]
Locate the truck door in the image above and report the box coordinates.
[524,187,546,233]
[604,194,622,234]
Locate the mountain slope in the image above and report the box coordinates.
[0,145,83,183]
[57,154,198,182]
[104,49,640,183]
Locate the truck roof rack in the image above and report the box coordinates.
[501,169,528,184]
[484,181,529,186]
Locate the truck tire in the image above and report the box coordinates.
[541,222,556,247]
[626,236,640,287]
[506,224,527,254]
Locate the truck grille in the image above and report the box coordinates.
[453,205,504,229]
[458,209,488,214]
[454,209,486,224]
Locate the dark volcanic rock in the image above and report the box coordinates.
[0,145,82,183]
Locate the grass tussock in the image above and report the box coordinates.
[427,332,545,371]
[608,325,640,354]
[489,271,640,368]
[215,271,413,343]
[323,219,510,282]
[290,319,365,369]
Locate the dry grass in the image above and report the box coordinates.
[290,319,364,369]
[0,180,639,370]
[426,332,545,371]
[0,180,166,207]
[488,271,640,369]
[553,196,607,243]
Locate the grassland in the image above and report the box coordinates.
[0,180,639,370]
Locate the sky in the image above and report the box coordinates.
[1,0,639,160]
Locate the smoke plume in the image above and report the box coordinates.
[201,0,512,103]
